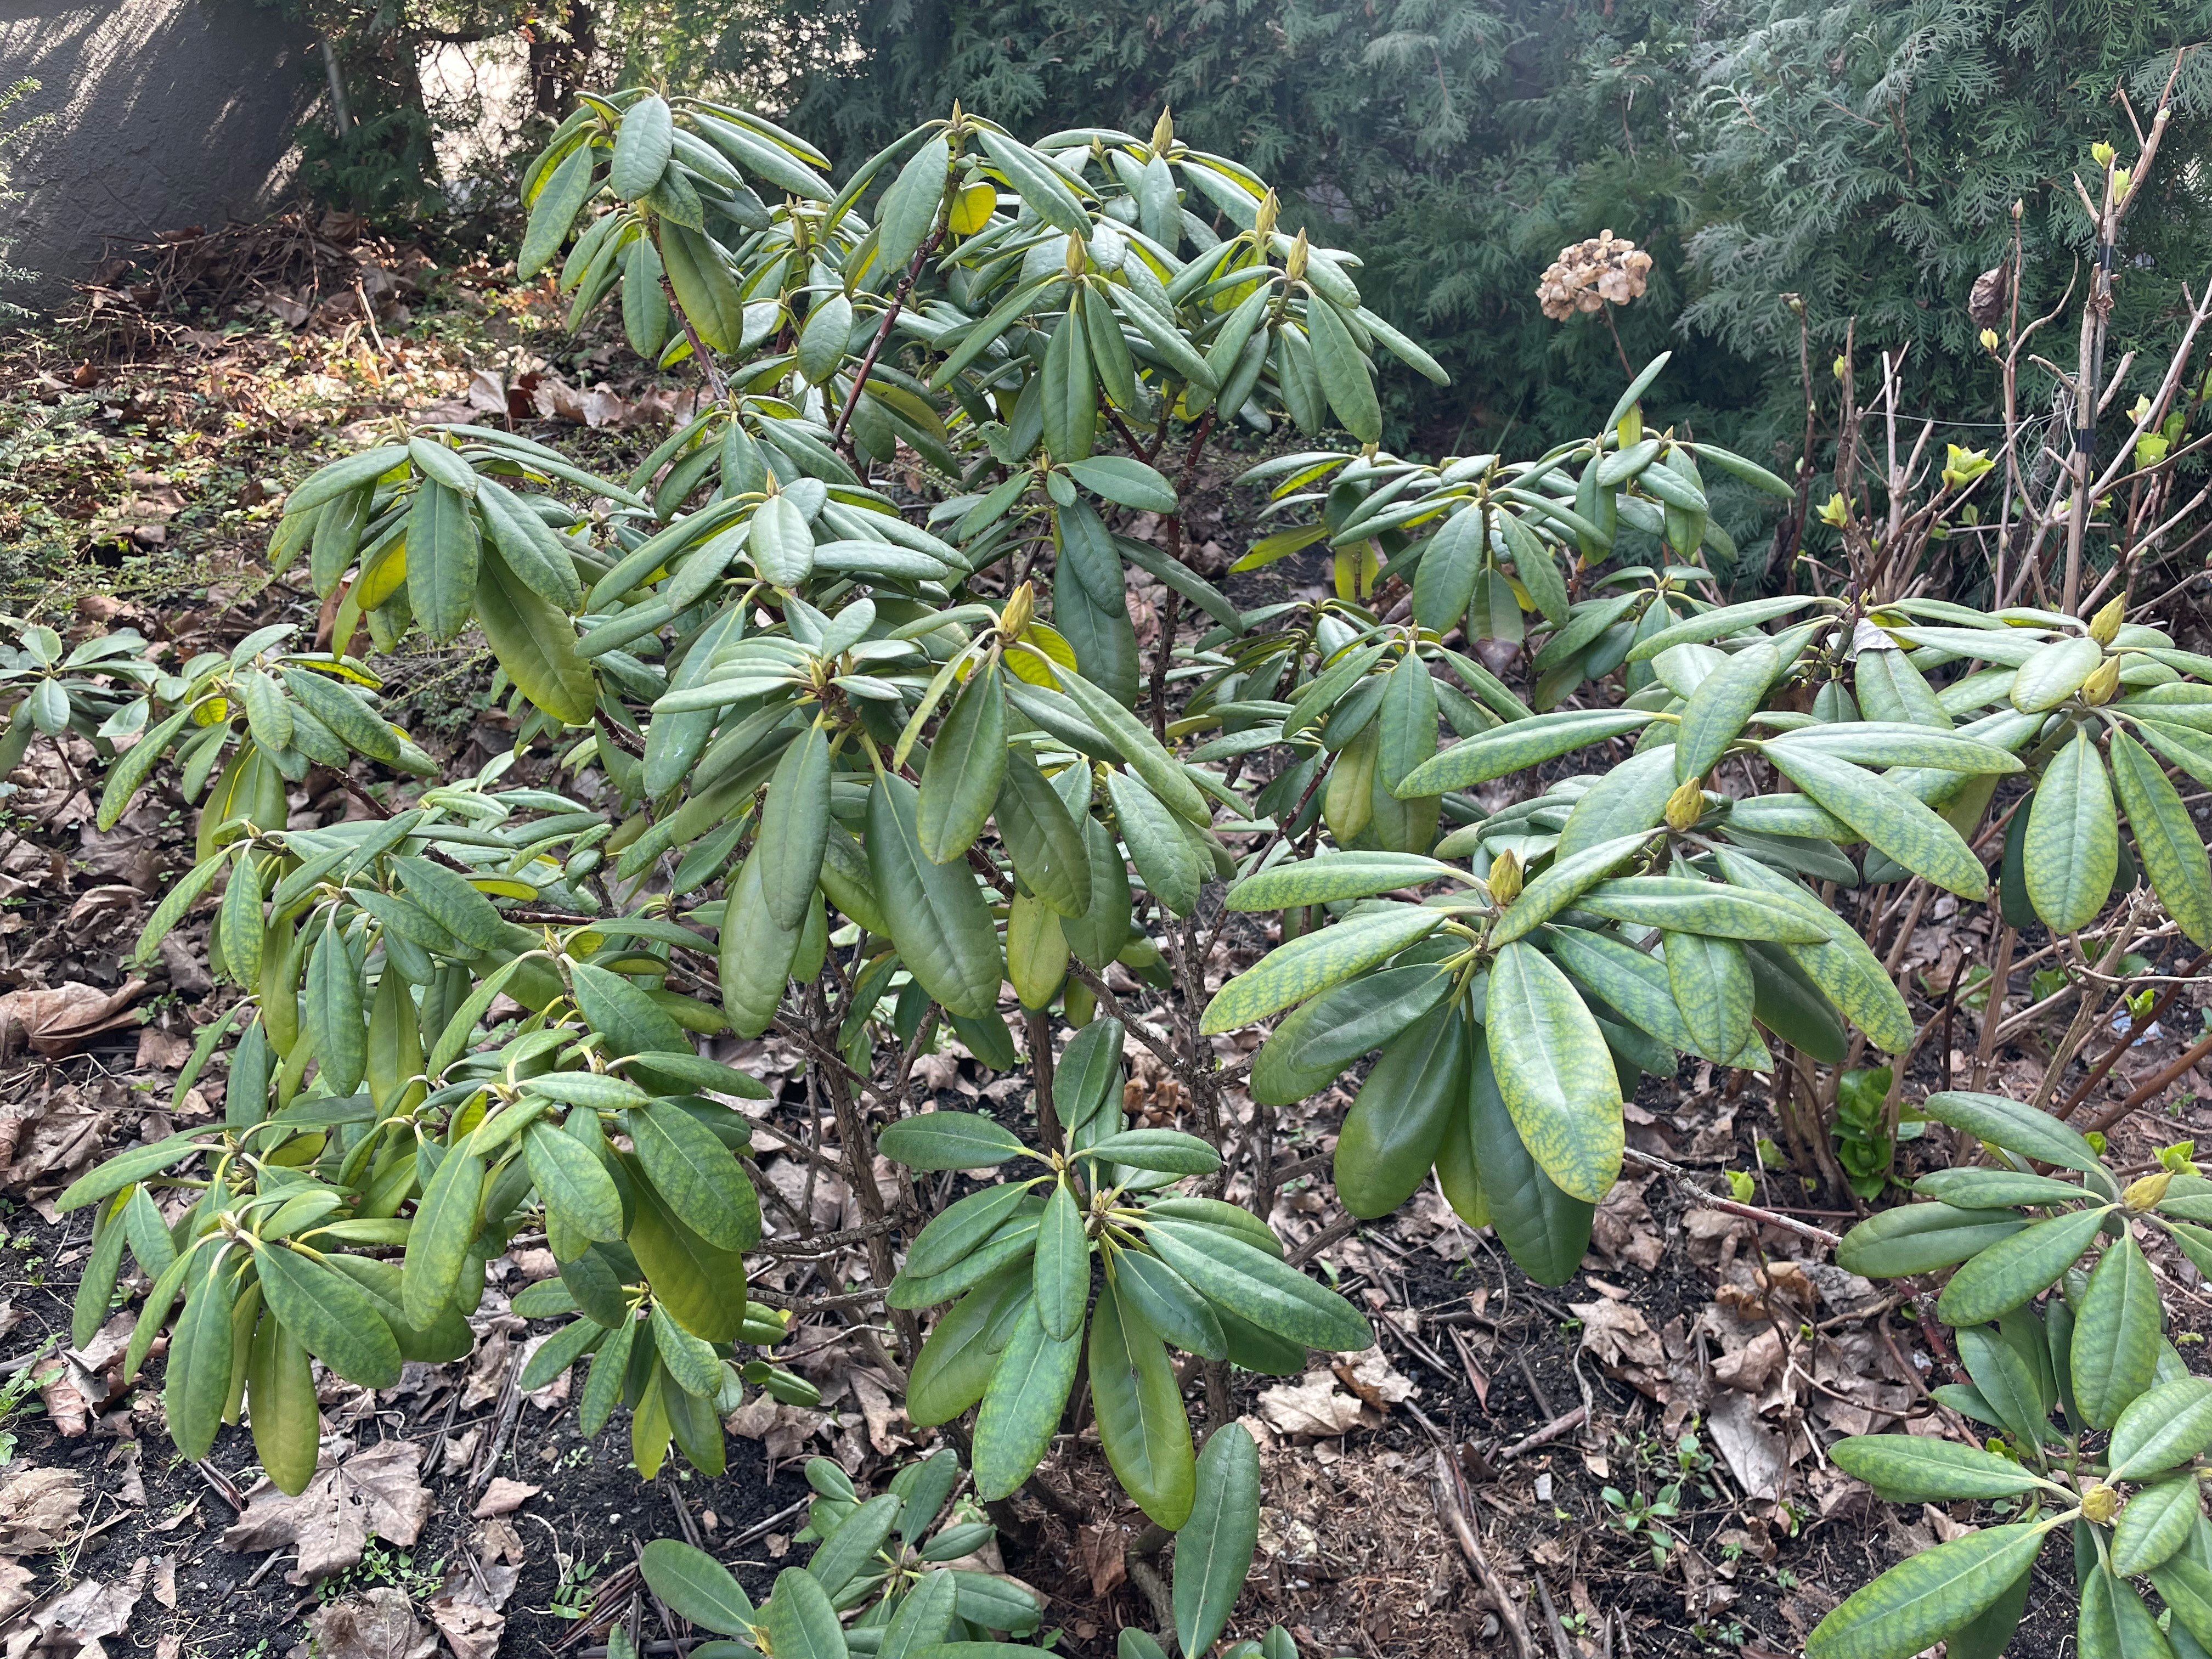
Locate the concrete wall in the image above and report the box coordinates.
[0,0,319,312]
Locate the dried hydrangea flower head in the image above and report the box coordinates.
[1537,230,1654,320]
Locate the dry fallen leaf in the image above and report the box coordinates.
[911,1053,962,1093]
[1590,1179,1665,1272]
[469,1479,538,1520]
[472,1518,525,1567]
[0,1089,113,1192]
[19,1555,149,1655]
[427,1548,520,1659]
[220,1440,432,1583]
[302,1587,438,1659]
[1718,1260,1818,1322]
[1077,1523,1126,1598]
[0,1465,84,1554]
[108,1442,146,1509]
[1332,1352,1417,1410]
[46,1311,139,1436]
[1571,1298,1669,1401]
[132,1027,191,1071]
[1256,1371,1367,1437]
[426,1587,506,1659]
[724,1396,828,1477]
[36,1361,92,1440]
[849,1370,906,1457]
[458,1327,512,1413]
[1712,1328,1786,1394]
[0,981,146,1059]
[1707,1390,1790,1500]
[0,1559,35,1623]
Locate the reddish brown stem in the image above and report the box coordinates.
[830,223,947,448]
[1147,588,1180,745]
[1103,403,1147,458]
[1025,1007,1062,1148]
[2057,947,2211,1118]
[2084,1029,2212,1136]
[594,709,647,759]
[653,261,728,404]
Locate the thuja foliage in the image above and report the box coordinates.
[49,71,2212,1659]
[1686,0,2212,394]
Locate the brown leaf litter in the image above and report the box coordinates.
[294,1587,437,1659]
[0,983,145,1060]
[2,1555,150,1659]
[219,1438,433,1584]
[0,1468,81,1555]
[426,1519,526,1659]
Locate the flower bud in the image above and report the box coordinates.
[1665,775,1707,833]
[1001,580,1035,636]
[2091,140,2117,170]
[1064,234,1087,278]
[2123,1170,2174,1212]
[1980,328,2000,352]
[1284,229,1310,285]
[1151,106,1175,155]
[2113,167,2133,201]
[2082,654,2122,706]
[2089,593,2126,646]
[1487,848,1523,908]
[2081,1483,2121,1524]
[1254,189,1279,244]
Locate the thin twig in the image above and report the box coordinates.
[1286,1214,1359,1267]
[2084,1029,2212,1135]
[1622,1148,1842,1246]
[1499,1406,1588,1461]
[831,223,948,449]
[1404,1404,1533,1659]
